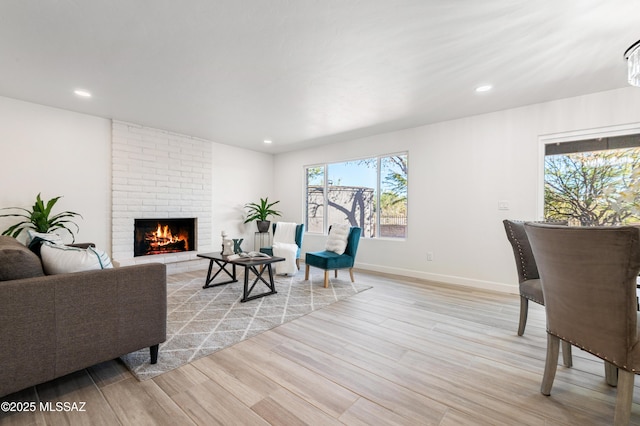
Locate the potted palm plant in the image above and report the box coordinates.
[0,193,82,242]
[243,197,281,233]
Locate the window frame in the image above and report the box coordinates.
[537,123,640,219]
[303,151,408,239]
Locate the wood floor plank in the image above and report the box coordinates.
[337,397,420,426]
[190,349,282,406]
[87,359,132,389]
[151,363,211,397]
[0,387,45,426]
[439,408,525,426]
[292,334,547,426]
[169,379,269,425]
[305,307,477,369]
[223,339,361,418]
[251,388,342,426]
[100,377,195,425]
[32,369,119,426]
[277,313,409,361]
[3,269,640,425]
[263,338,450,424]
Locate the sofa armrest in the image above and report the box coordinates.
[0,263,167,397]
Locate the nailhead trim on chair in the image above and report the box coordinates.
[525,294,544,305]
[506,221,545,305]
[505,221,531,281]
[550,331,637,372]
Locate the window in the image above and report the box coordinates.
[305,153,408,238]
[544,134,640,225]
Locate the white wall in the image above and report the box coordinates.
[0,96,112,248]
[211,142,275,253]
[0,95,275,259]
[274,87,640,293]
[4,87,640,290]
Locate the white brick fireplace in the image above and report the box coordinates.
[111,120,213,273]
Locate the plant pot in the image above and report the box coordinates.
[256,220,270,233]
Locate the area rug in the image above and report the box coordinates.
[120,270,371,380]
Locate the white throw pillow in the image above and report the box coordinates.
[40,242,114,275]
[26,230,64,245]
[325,224,350,255]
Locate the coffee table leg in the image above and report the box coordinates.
[241,264,278,302]
[242,265,250,302]
[203,259,238,289]
[267,263,276,293]
[203,259,214,286]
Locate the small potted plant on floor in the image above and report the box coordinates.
[0,193,82,242]
[243,197,281,233]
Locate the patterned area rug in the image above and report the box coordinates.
[121,270,371,380]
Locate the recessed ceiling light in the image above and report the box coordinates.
[475,85,492,93]
[263,140,273,144]
[74,89,92,98]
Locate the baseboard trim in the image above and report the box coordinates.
[353,262,518,295]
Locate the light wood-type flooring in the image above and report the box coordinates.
[2,269,640,425]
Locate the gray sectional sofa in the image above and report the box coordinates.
[0,235,167,398]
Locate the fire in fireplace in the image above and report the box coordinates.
[134,218,196,257]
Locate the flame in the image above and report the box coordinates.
[145,223,189,251]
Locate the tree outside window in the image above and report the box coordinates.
[544,143,640,225]
[306,166,324,233]
[305,153,408,238]
[379,155,407,238]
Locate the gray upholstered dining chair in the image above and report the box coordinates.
[503,220,572,366]
[525,222,640,426]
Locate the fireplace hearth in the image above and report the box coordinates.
[134,218,196,257]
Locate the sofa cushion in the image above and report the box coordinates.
[305,250,354,270]
[0,235,45,281]
[40,242,113,275]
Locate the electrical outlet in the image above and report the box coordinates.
[427,252,434,261]
[498,200,510,210]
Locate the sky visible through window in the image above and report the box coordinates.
[328,161,377,189]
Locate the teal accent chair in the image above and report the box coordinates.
[304,227,361,288]
[260,223,305,269]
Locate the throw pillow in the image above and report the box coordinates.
[325,224,350,255]
[0,235,45,281]
[26,230,64,245]
[28,236,51,258]
[40,242,113,275]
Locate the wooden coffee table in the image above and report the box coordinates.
[197,252,285,302]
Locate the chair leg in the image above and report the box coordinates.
[561,341,572,368]
[349,268,355,282]
[334,270,338,278]
[305,264,310,280]
[614,370,635,426]
[296,258,300,269]
[518,297,529,336]
[518,298,571,366]
[605,361,619,387]
[324,271,329,288]
[541,334,560,396]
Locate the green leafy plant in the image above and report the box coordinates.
[243,197,281,223]
[0,193,82,242]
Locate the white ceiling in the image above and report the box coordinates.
[1,1,639,153]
